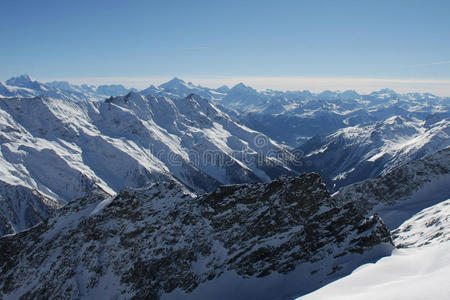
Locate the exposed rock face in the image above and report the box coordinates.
[0,174,392,300]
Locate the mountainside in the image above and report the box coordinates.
[0,174,393,299]
[332,146,450,229]
[392,198,450,248]
[0,90,300,235]
[297,115,450,189]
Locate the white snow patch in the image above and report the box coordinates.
[298,242,450,300]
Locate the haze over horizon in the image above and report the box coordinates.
[4,74,450,97]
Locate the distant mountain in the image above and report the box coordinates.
[2,75,448,149]
[244,91,448,147]
[221,82,265,109]
[96,84,137,96]
[0,75,49,98]
[141,77,227,101]
[0,174,392,299]
[5,74,45,91]
[0,75,135,101]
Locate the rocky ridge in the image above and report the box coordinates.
[0,173,392,299]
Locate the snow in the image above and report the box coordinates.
[299,228,450,300]
[0,84,294,206]
[392,198,450,248]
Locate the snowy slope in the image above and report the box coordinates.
[298,198,450,300]
[392,198,450,248]
[298,150,450,300]
[298,241,450,300]
[0,174,393,299]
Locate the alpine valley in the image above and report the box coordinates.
[0,75,449,299]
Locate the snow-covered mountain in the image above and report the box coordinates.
[0,75,52,98]
[141,77,226,101]
[0,75,136,101]
[2,75,448,148]
[297,115,450,189]
[220,82,266,109]
[0,90,300,235]
[96,84,137,96]
[0,174,393,299]
[209,83,448,147]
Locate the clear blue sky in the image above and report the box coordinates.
[1,0,450,93]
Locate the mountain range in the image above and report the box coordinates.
[0,74,449,299]
[0,89,300,235]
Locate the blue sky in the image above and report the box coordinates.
[1,0,450,94]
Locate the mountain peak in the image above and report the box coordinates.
[5,74,34,86]
[230,82,256,92]
[233,82,247,89]
[159,77,188,89]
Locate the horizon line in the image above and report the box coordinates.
[3,75,450,97]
